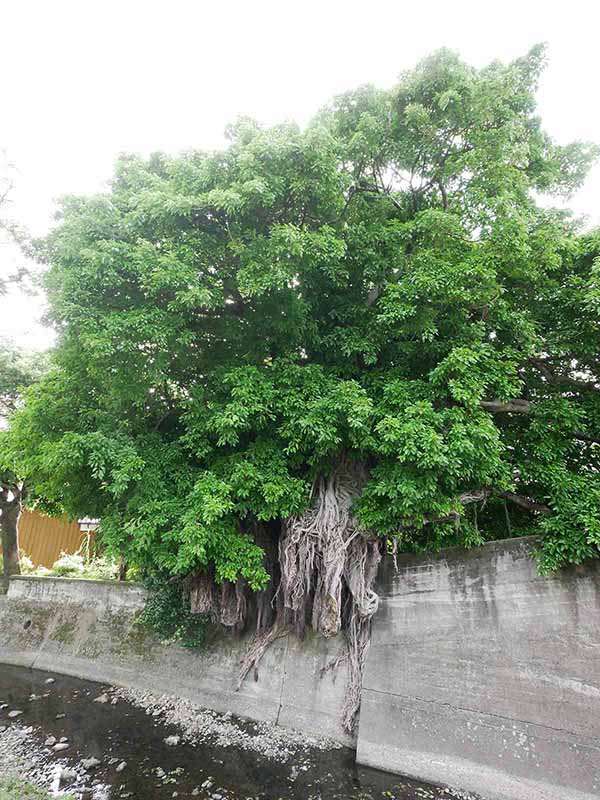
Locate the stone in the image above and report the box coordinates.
[94,693,109,704]
[116,760,127,772]
[44,736,57,746]
[164,735,180,746]
[82,756,102,769]
[7,710,23,718]
[60,767,78,784]
[54,742,69,752]
[45,677,56,684]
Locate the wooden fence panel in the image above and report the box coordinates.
[17,511,88,568]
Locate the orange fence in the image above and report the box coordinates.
[17,510,91,568]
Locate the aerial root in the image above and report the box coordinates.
[276,459,382,733]
[191,459,383,733]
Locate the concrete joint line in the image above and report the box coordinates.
[275,634,290,727]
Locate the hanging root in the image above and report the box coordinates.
[188,574,249,635]
[276,459,382,733]
[341,535,382,732]
[191,460,382,734]
[188,521,279,637]
[279,459,369,637]
[237,624,288,689]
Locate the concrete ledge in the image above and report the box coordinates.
[7,576,146,611]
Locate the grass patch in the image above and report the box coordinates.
[0,776,75,799]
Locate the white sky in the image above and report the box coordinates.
[1,0,599,350]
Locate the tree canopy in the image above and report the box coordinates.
[7,45,600,595]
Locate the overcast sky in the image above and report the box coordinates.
[1,0,599,349]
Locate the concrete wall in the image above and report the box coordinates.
[3,538,600,799]
[357,537,600,800]
[0,576,352,746]
[7,575,146,610]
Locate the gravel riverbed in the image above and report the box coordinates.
[110,685,340,762]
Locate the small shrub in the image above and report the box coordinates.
[77,554,120,581]
[19,551,36,574]
[138,574,207,648]
[0,776,74,800]
[47,552,86,576]
[0,551,36,575]
[45,552,120,580]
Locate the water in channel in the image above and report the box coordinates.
[0,664,477,800]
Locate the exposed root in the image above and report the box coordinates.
[188,573,248,635]
[279,460,369,637]
[278,459,382,733]
[237,624,288,689]
[341,535,382,731]
[191,460,383,734]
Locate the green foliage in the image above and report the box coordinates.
[0,340,49,493]
[0,777,74,800]
[6,46,600,579]
[0,342,48,414]
[41,551,121,580]
[138,574,207,648]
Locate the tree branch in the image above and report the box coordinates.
[366,285,382,307]
[480,400,599,446]
[353,182,404,212]
[573,431,600,445]
[437,179,448,211]
[424,486,552,526]
[480,399,532,414]
[496,490,551,515]
[530,358,600,394]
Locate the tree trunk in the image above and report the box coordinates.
[1,485,22,590]
[117,556,127,582]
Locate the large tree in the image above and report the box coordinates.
[8,47,599,728]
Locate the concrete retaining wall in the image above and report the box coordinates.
[0,576,352,746]
[357,537,600,800]
[2,538,600,799]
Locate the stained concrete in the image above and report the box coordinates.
[7,574,147,610]
[0,577,352,746]
[3,539,600,798]
[356,536,600,800]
